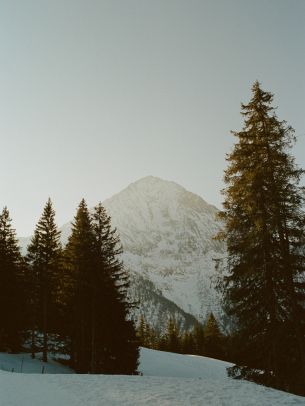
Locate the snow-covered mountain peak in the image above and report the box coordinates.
[102,176,222,256]
[99,176,226,324]
[104,176,187,212]
[105,175,216,213]
[125,175,187,196]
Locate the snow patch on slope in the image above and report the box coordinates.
[0,348,304,405]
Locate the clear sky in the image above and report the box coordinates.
[0,0,304,236]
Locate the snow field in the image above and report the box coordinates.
[1,348,305,405]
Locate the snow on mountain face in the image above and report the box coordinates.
[20,176,226,330]
[100,176,226,325]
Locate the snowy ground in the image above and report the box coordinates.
[0,352,73,374]
[0,348,305,405]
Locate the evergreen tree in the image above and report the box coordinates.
[91,202,139,374]
[64,199,95,372]
[26,198,62,362]
[192,322,204,355]
[181,330,194,354]
[136,316,159,349]
[157,335,167,351]
[137,315,148,347]
[203,313,224,359]
[0,207,26,352]
[165,317,180,353]
[25,230,40,358]
[147,325,158,350]
[219,81,305,394]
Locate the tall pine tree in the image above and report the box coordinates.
[0,207,26,352]
[203,313,224,359]
[91,202,139,374]
[64,199,95,372]
[192,322,204,355]
[26,198,62,362]
[165,317,181,353]
[219,82,305,394]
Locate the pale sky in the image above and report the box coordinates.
[0,0,304,236]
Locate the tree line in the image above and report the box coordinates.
[136,313,226,360]
[0,198,139,374]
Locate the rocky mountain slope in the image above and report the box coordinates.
[20,176,226,331]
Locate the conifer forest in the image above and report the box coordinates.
[0,198,139,374]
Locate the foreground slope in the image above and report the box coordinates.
[0,348,304,406]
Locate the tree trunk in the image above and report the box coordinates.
[42,283,48,363]
[31,327,36,359]
[90,291,96,373]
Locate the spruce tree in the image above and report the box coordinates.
[165,317,180,353]
[181,330,194,354]
[25,230,40,358]
[26,198,62,362]
[219,82,305,394]
[0,207,26,352]
[137,315,148,347]
[192,322,204,355]
[91,202,139,374]
[203,313,224,359]
[136,316,158,349]
[64,199,95,372]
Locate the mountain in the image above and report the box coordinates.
[19,176,226,331]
